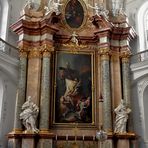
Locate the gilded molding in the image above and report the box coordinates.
[39,129,50,134]
[63,43,87,50]
[12,128,23,134]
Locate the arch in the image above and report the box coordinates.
[137,1,148,51]
[0,0,9,40]
[0,70,17,147]
[143,86,148,140]
[138,78,148,141]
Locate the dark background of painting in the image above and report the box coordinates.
[65,0,84,28]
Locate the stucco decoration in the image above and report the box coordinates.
[88,3,109,19]
[44,0,63,15]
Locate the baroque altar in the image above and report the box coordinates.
[8,0,137,148]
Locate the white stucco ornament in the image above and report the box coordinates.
[88,3,109,19]
[44,0,63,15]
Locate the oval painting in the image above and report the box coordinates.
[65,0,84,28]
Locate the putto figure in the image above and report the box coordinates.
[45,0,63,15]
[71,31,79,46]
[88,3,109,19]
[20,96,39,133]
[114,99,131,133]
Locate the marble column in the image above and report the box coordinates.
[13,51,28,132]
[100,48,112,132]
[39,50,51,132]
[121,52,131,107]
[121,51,132,131]
[38,47,54,148]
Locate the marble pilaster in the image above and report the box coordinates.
[100,48,112,132]
[39,51,51,131]
[26,47,42,105]
[110,53,122,107]
[13,51,27,132]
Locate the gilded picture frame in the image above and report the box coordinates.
[62,0,88,31]
[53,51,95,126]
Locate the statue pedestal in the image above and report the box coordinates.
[117,139,129,148]
[38,139,53,148]
[22,138,35,148]
[38,132,54,148]
[7,132,54,148]
[98,139,113,148]
[115,133,138,148]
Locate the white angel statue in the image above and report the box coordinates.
[45,0,63,15]
[88,3,100,16]
[23,0,33,9]
[88,3,109,19]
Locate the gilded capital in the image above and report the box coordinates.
[28,47,42,59]
[40,44,54,57]
[99,48,110,60]
[43,51,51,57]
[19,47,28,58]
[19,51,28,58]
[120,51,131,63]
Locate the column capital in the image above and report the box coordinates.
[28,47,42,59]
[99,48,110,60]
[40,44,54,58]
[120,50,132,63]
[18,46,28,58]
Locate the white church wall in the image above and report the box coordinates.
[0,73,17,148]
[0,49,18,147]
[131,60,148,148]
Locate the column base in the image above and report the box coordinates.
[8,138,21,148]
[22,138,35,148]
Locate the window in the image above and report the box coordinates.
[144,10,148,49]
[137,1,148,51]
[0,0,9,40]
